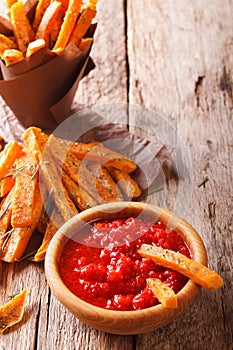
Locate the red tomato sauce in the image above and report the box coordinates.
[59,217,191,311]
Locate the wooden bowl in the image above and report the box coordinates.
[45,202,207,335]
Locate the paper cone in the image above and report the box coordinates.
[0,15,12,36]
[0,9,96,130]
[0,42,94,129]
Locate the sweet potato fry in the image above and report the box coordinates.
[11,151,39,228]
[2,184,43,262]
[40,149,78,222]
[26,38,46,57]
[88,162,124,202]
[24,130,77,224]
[5,0,18,19]
[138,244,224,290]
[69,5,97,47]
[89,0,99,5]
[34,220,57,261]
[32,0,51,31]
[6,0,18,8]
[60,0,69,11]
[47,135,105,204]
[53,0,82,50]
[23,126,49,164]
[79,37,93,51]
[107,166,142,199]
[0,141,22,180]
[34,208,64,261]
[2,49,24,66]
[0,177,15,198]
[35,1,64,48]
[62,169,98,210]
[35,183,50,234]
[147,278,178,308]
[49,10,65,46]
[0,188,14,253]
[62,154,106,205]
[2,227,34,262]
[0,34,16,56]
[10,2,35,53]
[71,142,137,173]
[0,288,27,333]
[46,134,74,159]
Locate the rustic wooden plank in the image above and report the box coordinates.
[0,0,131,349]
[127,0,233,349]
[75,0,128,109]
[0,262,46,350]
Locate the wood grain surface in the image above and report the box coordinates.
[0,0,232,349]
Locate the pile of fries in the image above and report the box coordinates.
[0,127,142,263]
[0,0,98,66]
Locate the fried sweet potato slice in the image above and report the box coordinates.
[138,244,224,290]
[79,37,93,51]
[22,126,49,164]
[53,0,82,50]
[69,4,97,47]
[63,155,106,204]
[2,227,35,262]
[40,149,78,222]
[35,1,64,47]
[88,162,124,202]
[147,278,178,308]
[0,288,27,333]
[34,220,57,261]
[0,188,14,253]
[34,208,64,261]
[11,151,39,228]
[107,166,142,199]
[32,0,51,31]
[6,0,18,9]
[26,38,46,57]
[2,184,43,262]
[0,34,16,56]
[62,169,98,210]
[0,177,15,198]
[0,141,22,180]
[10,2,35,53]
[24,129,78,222]
[2,49,24,66]
[71,142,137,173]
[47,135,105,204]
[60,0,69,11]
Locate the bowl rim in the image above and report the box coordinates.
[45,202,207,319]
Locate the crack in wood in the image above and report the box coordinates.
[33,298,42,350]
[194,75,205,108]
[46,287,51,335]
[208,201,216,221]
[220,295,227,333]
[124,0,130,108]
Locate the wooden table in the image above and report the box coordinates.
[0,1,232,349]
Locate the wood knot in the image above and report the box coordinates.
[208,201,216,220]
[194,76,205,107]
[219,66,233,101]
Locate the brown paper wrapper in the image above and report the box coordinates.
[0,22,96,129]
[0,16,12,36]
[0,108,177,258]
[0,107,176,190]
